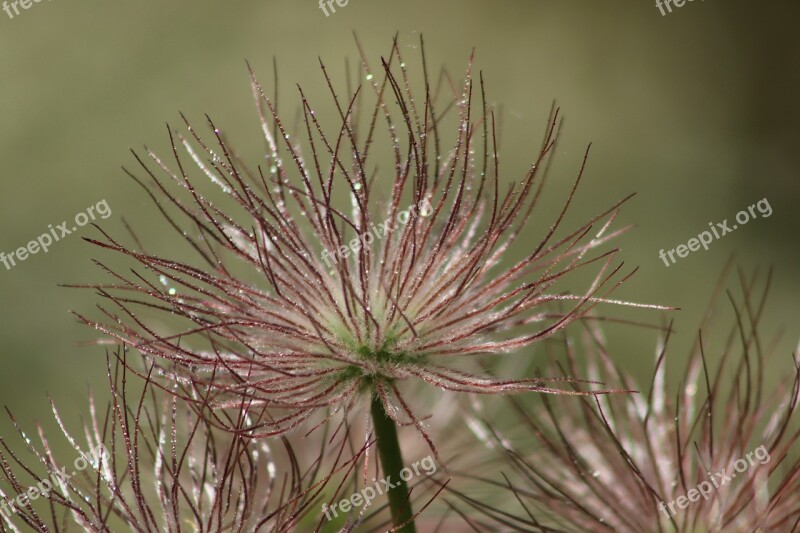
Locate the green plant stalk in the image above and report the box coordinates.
[371,394,417,533]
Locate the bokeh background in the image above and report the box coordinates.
[0,0,798,527]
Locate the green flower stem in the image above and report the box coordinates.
[370,394,417,533]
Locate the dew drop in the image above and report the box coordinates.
[366,74,374,81]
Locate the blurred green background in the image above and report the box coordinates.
[0,0,798,508]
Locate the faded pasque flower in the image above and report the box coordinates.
[0,350,354,532]
[68,37,666,531]
[454,267,800,532]
[74,37,657,442]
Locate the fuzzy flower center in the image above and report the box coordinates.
[356,345,407,364]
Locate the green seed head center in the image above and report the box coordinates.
[357,345,406,364]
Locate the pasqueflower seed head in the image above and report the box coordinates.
[454,266,800,532]
[72,38,664,446]
[0,349,350,532]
